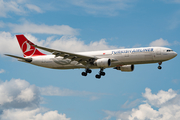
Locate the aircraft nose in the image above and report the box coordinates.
[175,52,177,57]
[173,51,177,58]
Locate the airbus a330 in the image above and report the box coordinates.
[5,35,177,79]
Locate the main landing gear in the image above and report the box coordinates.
[82,68,92,76]
[95,68,105,79]
[158,62,162,70]
[81,68,106,79]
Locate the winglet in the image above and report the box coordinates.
[16,35,46,57]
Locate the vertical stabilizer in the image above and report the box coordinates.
[16,35,46,57]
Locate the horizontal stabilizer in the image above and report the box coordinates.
[4,54,32,62]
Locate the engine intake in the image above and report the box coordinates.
[94,58,111,67]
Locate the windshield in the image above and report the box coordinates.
[167,50,173,52]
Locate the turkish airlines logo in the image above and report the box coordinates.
[21,41,36,56]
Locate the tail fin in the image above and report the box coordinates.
[16,35,46,57]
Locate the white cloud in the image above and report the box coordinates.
[0,78,108,119]
[129,103,180,120]
[0,0,24,17]
[40,86,92,96]
[17,88,36,102]
[129,103,160,120]
[0,32,22,56]
[1,108,70,120]
[149,38,171,47]
[0,69,5,74]
[0,79,40,109]
[121,99,141,108]
[16,0,27,3]
[39,86,106,101]
[104,88,180,120]
[8,22,79,36]
[0,0,135,17]
[0,0,42,17]
[162,0,180,4]
[67,0,135,16]
[103,110,131,120]
[90,96,100,101]
[142,88,177,107]
[0,79,71,120]
[47,36,118,52]
[26,4,43,13]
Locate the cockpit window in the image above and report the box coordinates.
[167,50,173,52]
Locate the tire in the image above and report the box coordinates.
[82,72,87,76]
[87,69,92,73]
[95,74,101,79]
[158,66,162,69]
[100,72,105,76]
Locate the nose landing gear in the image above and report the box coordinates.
[158,62,162,70]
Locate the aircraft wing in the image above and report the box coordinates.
[4,54,32,62]
[33,44,98,65]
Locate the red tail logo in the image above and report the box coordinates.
[16,35,46,57]
[22,41,35,56]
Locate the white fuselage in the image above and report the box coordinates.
[26,47,177,69]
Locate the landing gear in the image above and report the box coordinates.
[81,72,87,76]
[158,62,162,70]
[86,69,92,73]
[95,74,101,79]
[95,68,105,79]
[81,68,105,79]
[158,66,162,69]
[100,71,105,76]
[81,68,92,76]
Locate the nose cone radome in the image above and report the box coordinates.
[175,52,177,57]
[173,52,177,58]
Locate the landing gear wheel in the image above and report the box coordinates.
[82,72,87,76]
[158,66,162,70]
[100,72,105,76]
[95,74,101,79]
[87,69,92,73]
[95,68,105,79]
[81,68,92,77]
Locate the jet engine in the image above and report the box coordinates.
[115,65,134,72]
[94,58,111,67]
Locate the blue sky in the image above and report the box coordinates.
[0,0,180,120]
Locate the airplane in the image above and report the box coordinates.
[5,35,177,79]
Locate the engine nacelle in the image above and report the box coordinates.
[94,58,111,67]
[115,65,134,72]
